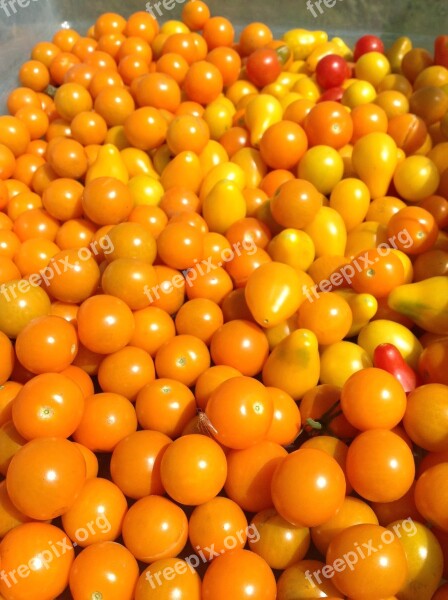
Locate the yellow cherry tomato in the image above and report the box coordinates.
[267,229,315,271]
[329,178,371,231]
[245,94,283,147]
[331,37,353,60]
[298,146,344,195]
[320,341,373,387]
[226,80,258,106]
[342,80,377,108]
[127,174,164,206]
[202,181,246,234]
[262,329,320,400]
[352,132,398,199]
[245,261,307,328]
[391,249,413,283]
[262,83,289,100]
[264,316,299,351]
[393,156,440,202]
[304,207,347,258]
[355,52,391,87]
[377,73,413,97]
[365,196,407,225]
[387,520,443,600]
[357,319,423,368]
[153,144,171,175]
[231,148,267,189]
[160,20,190,35]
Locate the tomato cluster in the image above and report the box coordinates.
[0,4,447,600]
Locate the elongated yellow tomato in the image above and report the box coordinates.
[387,520,443,600]
[320,341,373,387]
[388,277,448,335]
[231,148,267,189]
[160,151,202,193]
[245,262,307,328]
[352,133,398,199]
[386,36,413,73]
[282,29,328,60]
[199,140,229,177]
[245,94,283,148]
[202,181,246,234]
[329,178,371,232]
[200,162,246,201]
[358,319,423,368]
[336,290,378,337]
[120,148,159,179]
[85,143,129,184]
[262,329,320,400]
[304,207,347,257]
[203,100,235,140]
[345,221,388,258]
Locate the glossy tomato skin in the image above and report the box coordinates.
[354,35,385,60]
[316,54,350,89]
[246,48,282,88]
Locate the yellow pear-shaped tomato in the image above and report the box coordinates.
[320,341,373,387]
[387,520,443,600]
[85,143,129,184]
[352,132,398,199]
[160,151,202,193]
[304,207,347,257]
[231,148,267,189]
[329,178,371,232]
[265,316,299,351]
[336,290,378,337]
[245,262,307,328]
[120,148,159,179]
[345,221,388,258]
[199,140,228,177]
[388,277,448,335]
[200,162,246,201]
[202,181,246,234]
[358,319,423,368]
[282,29,328,60]
[262,329,320,399]
[245,94,283,147]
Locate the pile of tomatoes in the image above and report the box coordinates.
[0,3,448,599]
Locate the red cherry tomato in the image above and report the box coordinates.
[317,86,345,103]
[354,35,385,60]
[246,48,282,88]
[316,54,350,89]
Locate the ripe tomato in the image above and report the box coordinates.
[316,54,350,89]
[202,549,276,600]
[69,541,139,600]
[6,437,86,520]
[246,48,282,88]
[271,448,346,527]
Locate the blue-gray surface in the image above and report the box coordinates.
[0,0,447,110]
